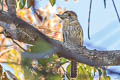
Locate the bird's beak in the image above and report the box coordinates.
[56,14,64,19]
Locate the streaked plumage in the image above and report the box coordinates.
[57,11,84,78]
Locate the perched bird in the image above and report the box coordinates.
[57,11,84,78]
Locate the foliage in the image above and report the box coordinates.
[49,0,56,6]
[19,0,26,9]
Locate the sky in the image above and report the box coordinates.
[37,0,120,50]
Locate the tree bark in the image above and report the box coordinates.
[0,11,120,67]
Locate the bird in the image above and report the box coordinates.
[56,11,84,78]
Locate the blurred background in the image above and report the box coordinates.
[0,0,120,80]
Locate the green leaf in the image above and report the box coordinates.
[5,0,7,6]
[66,64,71,77]
[98,68,102,77]
[77,64,91,80]
[49,0,56,6]
[60,58,68,64]
[19,2,23,9]
[19,0,26,9]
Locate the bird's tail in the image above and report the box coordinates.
[71,60,77,78]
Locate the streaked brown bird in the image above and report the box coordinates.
[57,11,84,78]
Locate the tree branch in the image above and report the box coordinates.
[0,11,120,67]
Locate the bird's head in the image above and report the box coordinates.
[56,11,78,21]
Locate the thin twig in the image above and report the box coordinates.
[1,0,3,11]
[112,0,120,22]
[88,0,92,40]
[104,0,106,8]
[61,66,70,80]
[12,39,27,52]
[32,1,43,22]
[0,0,3,11]
[6,70,18,80]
